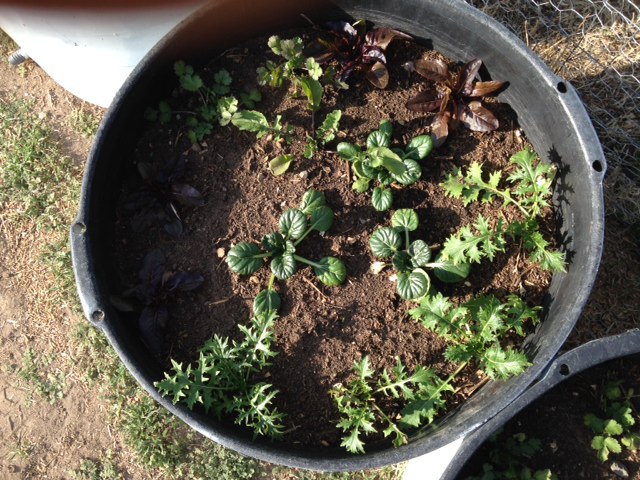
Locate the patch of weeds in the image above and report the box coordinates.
[467,431,558,480]
[17,348,66,405]
[584,379,640,462]
[9,436,33,461]
[0,97,80,229]
[68,108,101,138]
[70,450,122,480]
[40,235,80,311]
[268,464,405,479]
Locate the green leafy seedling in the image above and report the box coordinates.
[369,209,470,300]
[226,190,346,289]
[337,120,433,211]
[331,356,452,454]
[442,148,565,272]
[304,109,342,159]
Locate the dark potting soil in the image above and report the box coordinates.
[458,356,640,480]
[111,27,557,449]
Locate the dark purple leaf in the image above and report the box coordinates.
[459,101,500,132]
[406,58,449,83]
[365,61,390,89]
[170,183,204,207]
[139,249,165,288]
[406,88,446,113]
[361,46,386,65]
[138,305,168,355]
[458,58,483,96]
[165,271,205,292]
[431,111,451,148]
[364,28,412,50]
[469,80,506,97]
[163,217,183,237]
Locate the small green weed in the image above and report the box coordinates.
[70,450,122,480]
[0,97,80,229]
[68,108,101,137]
[17,348,65,405]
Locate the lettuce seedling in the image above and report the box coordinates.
[226,190,346,289]
[307,20,412,88]
[112,249,204,355]
[405,57,505,147]
[370,209,470,300]
[337,120,433,211]
[124,154,204,236]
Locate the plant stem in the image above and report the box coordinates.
[293,254,322,270]
[267,274,276,291]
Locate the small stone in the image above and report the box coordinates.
[610,461,629,478]
[320,440,330,447]
[298,170,309,179]
[249,276,260,284]
[216,247,225,258]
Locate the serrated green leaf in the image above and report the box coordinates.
[604,436,622,454]
[397,270,430,300]
[227,242,264,275]
[481,345,530,380]
[341,427,367,454]
[279,208,307,239]
[317,109,342,144]
[370,227,402,258]
[269,154,294,176]
[603,419,624,436]
[372,187,393,211]
[391,209,419,232]
[313,257,347,286]
[408,239,432,267]
[310,205,334,232]
[253,289,281,315]
[270,253,297,279]
[299,189,326,214]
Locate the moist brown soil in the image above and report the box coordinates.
[458,356,640,480]
[112,28,555,450]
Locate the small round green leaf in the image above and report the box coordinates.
[433,254,471,283]
[253,289,281,315]
[397,270,430,300]
[405,135,433,161]
[279,208,307,239]
[299,189,326,214]
[372,187,393,212]
[310,205,334,232]
[271,254,297,279]
[226,242,263,275]
[409,239,432,267]
[313,257,347,286]
[370,227,402,258]
[337,142,361,161]
[391,159,422,185]
[367,130,391,148]
[352,177,371,193]
[391,209,419,232]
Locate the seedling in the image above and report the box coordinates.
[226,190,346,295]
[468,431,558,480]
[409,292,539,380]
[124,154,204,236]
[111,249,204,354]
[584,380,639,462]
[156,309,285,439]
[405,57,505,147]
[303,109,342,160]
[331,356,453,453]
[441,149,566,272]
[307,20,412,88]
[369,209,470,300]
[337,120,433,211]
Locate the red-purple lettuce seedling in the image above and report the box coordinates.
[405,57,506,147]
